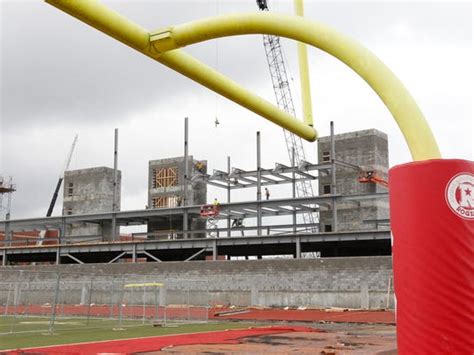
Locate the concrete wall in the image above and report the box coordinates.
[0,257,394,309]
[148,156,207,237]
[63,167,121,240]
[318,129,389,232]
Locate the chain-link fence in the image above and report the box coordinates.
[0,270,209,335]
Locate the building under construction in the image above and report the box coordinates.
[0,126,390,265]
[0,0,390,266]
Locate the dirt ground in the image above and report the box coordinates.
[141,323,397,354]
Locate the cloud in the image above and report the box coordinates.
[1,1,472,221]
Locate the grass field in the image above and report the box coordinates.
[0,316,254,350]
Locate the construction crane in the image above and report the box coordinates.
[46,134,78,216]
[37,135,78,246]
[256,0,317,230]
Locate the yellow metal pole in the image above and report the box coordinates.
[45,0,441,160]
[157,50,316,139]
[152,14,440,160]
[45,0,316,142]
[294,0,314,128]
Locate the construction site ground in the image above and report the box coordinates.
[1,308,396,353]
[158,323,397,354]
[2,323,397,354]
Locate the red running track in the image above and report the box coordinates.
[214,308,396,324]
[7,326,320,354]
[0,305,395,324]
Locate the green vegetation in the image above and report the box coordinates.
[0,316,254,350]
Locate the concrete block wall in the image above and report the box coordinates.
[148,156,207,207]
[0,257,394,309]
[318,129,389,232]
[148,156,207,237]
[63,167,121,240]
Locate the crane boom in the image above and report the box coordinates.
[256,0,318,230]
[39,135,78,246]
[61,134,78,178]
[46,134,78,217]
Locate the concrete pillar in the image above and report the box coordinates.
[295,237,301,259]
[56,248,61,265]
[251,286,259,306]
[360,280,369,309]
[132,244,137,263]
[2,250,6,266]
[80,282,90,305]
[13,282,21,306]
[212,240,217,261]
[159,285,167,306]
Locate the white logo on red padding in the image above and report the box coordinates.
[445,173,474,220]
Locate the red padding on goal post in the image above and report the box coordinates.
[389,159,474,354]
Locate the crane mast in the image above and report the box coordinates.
[257,0,318,230]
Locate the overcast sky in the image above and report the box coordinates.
[0,0,472,222]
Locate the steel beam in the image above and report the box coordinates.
[108,252,126,264]
[0,194,387,230]
[142,250,162,262]
[1,230,391,263]
[64,253,84,264]
[184,248,207,262]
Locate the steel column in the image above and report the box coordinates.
[183,117,189,239]
[5,214,11,247]
[227,156,231,237]
[330,121,338,232]
[256,132,262,236]
[295,236,301,259]
[56,248,60,265]
[132,243,137,263]
[1,249,6,266]
[112,128,119,241]
[212,239,217,260]
[292,148,297,234]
